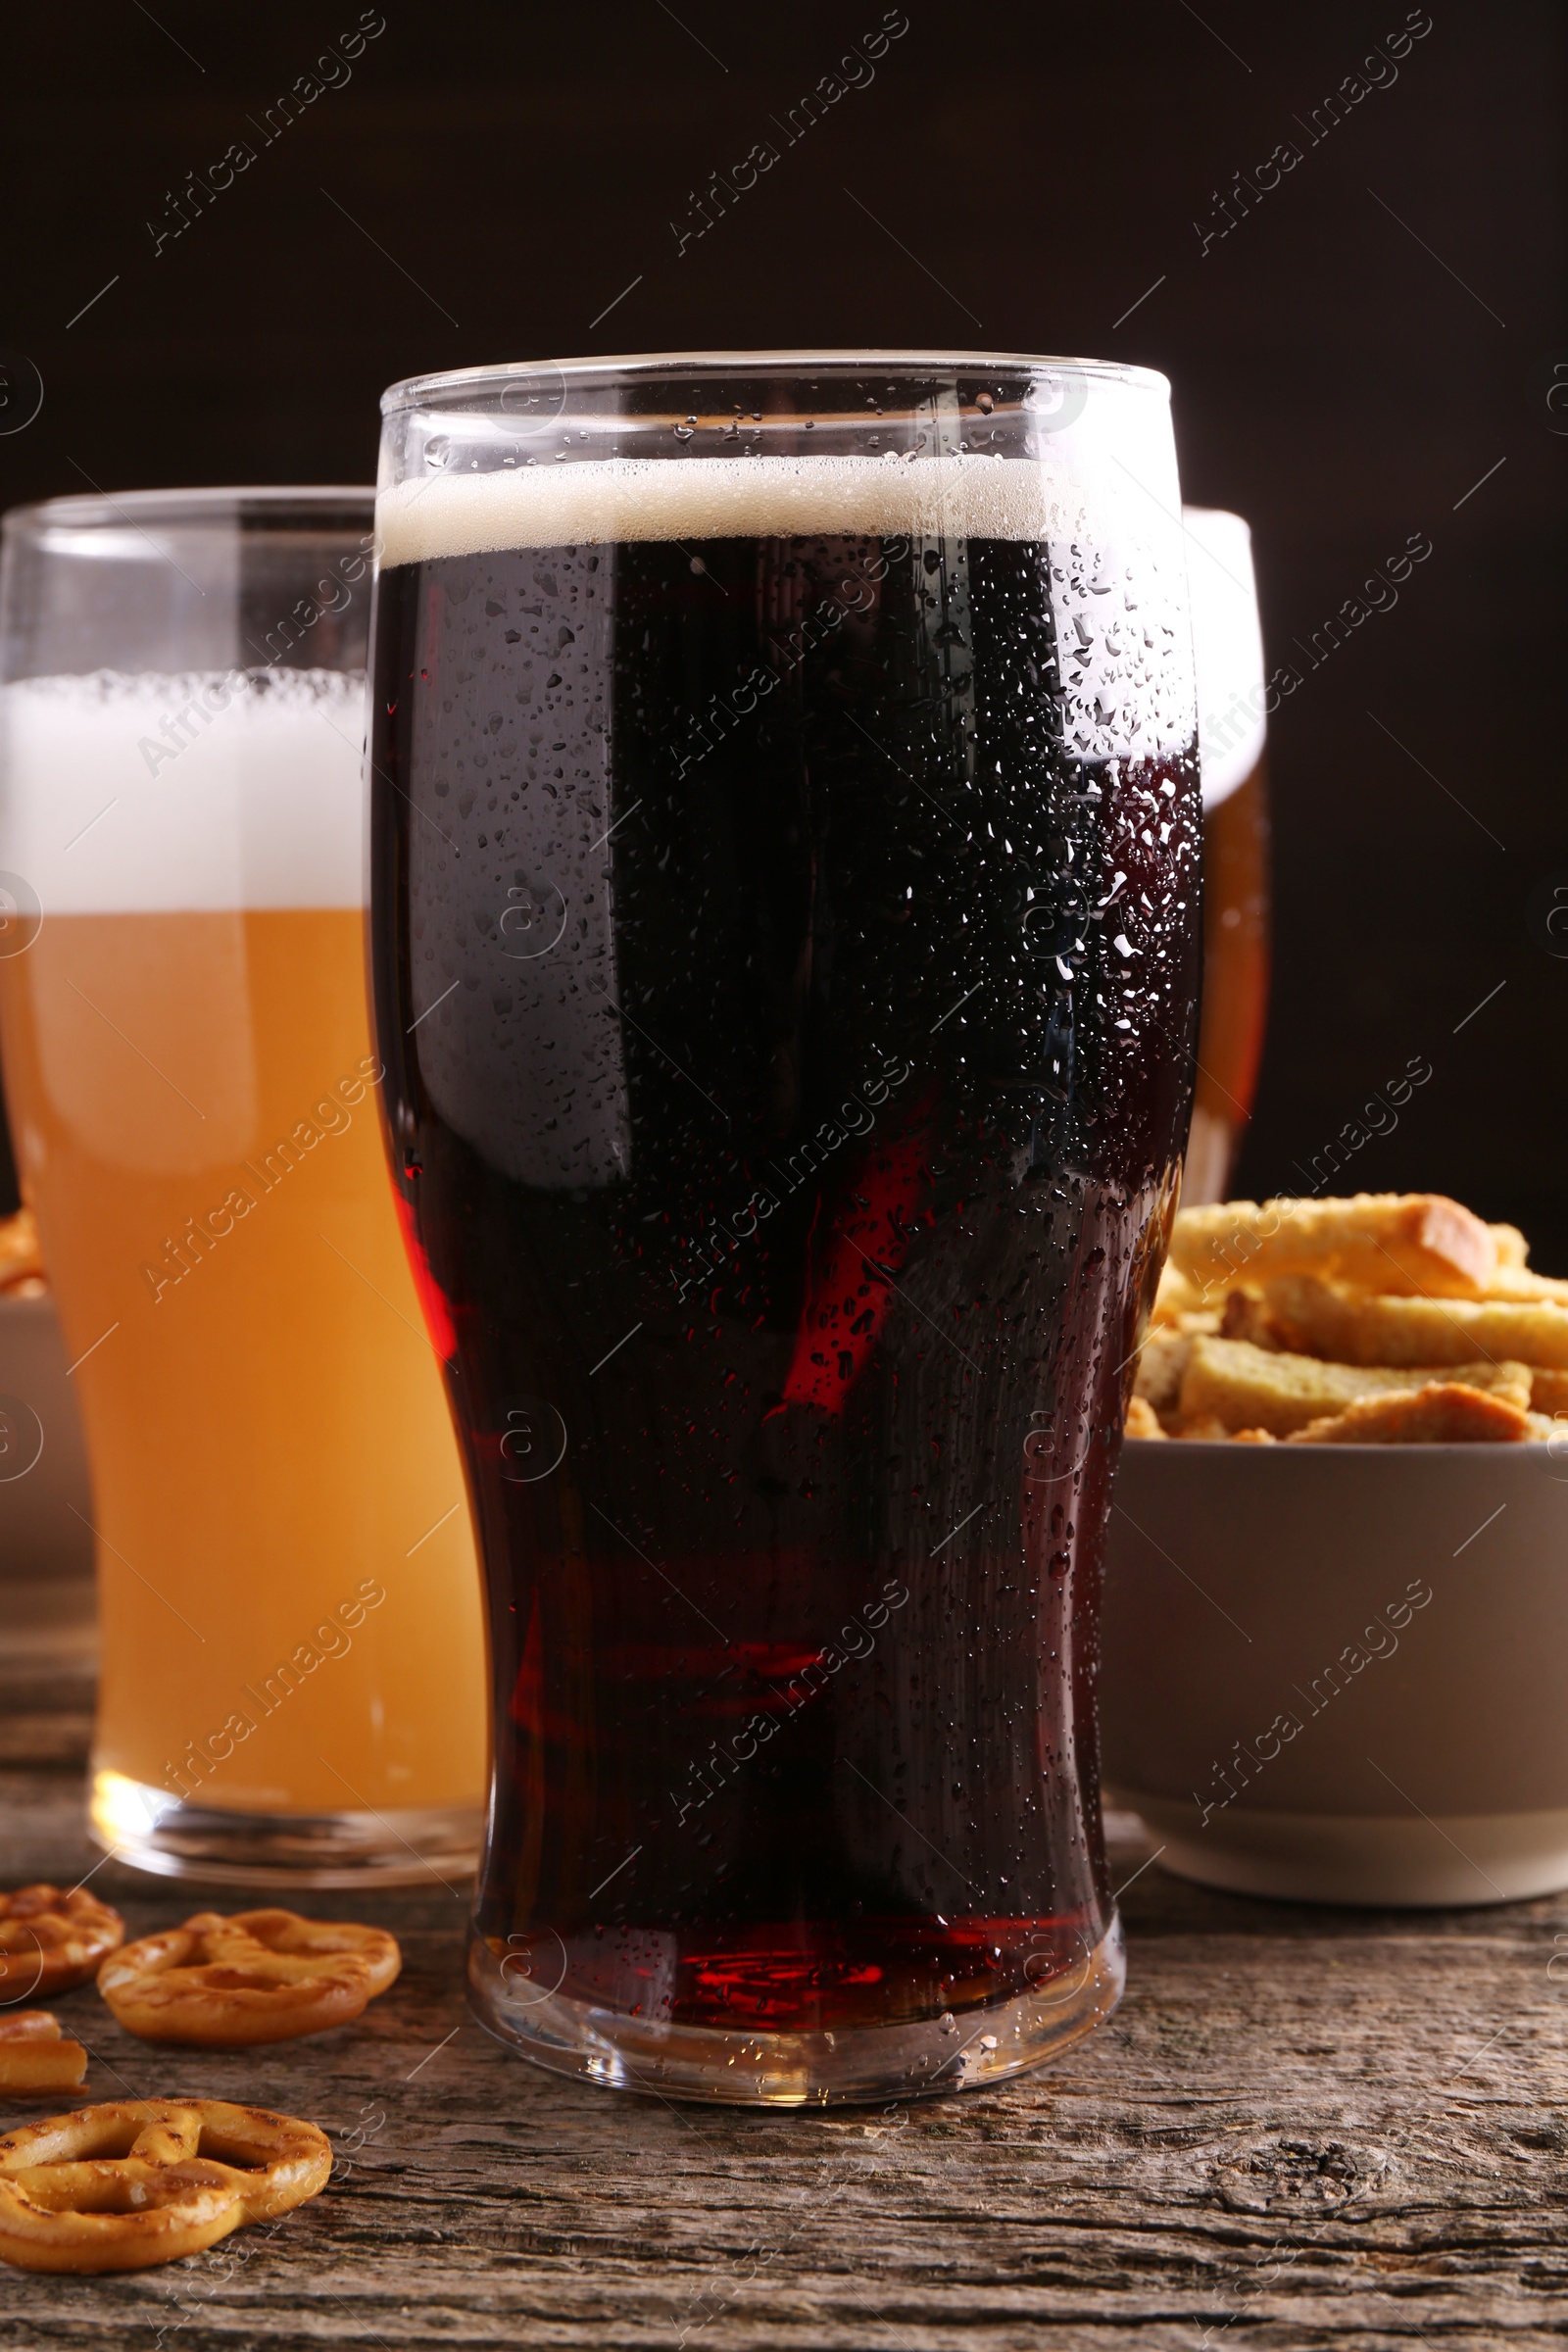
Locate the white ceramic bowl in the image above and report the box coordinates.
[1101,1437,1568,1905]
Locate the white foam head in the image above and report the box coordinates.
[1183,508,1266,810]
[378,422,1199,765]
[378,452,1093,564]
[0,669,366,913]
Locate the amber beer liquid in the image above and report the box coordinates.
[369,358,1203,2099]
[1196,761,1269,1185]
[0,664,484,1874]
[1182,506,1271,1206]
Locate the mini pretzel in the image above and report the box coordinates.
[219,1910,403,2000]
[0,1886,123,1999]
[0,2099,330,2274]
[0,2013,87,2099]
[97,1910,401,2046]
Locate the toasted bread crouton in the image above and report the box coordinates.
[1490,1222,1531,1269]
[1529,1369,1568,1416]
[1124,1396,1167,1440]
[0,1206,42,1296]
[1218,1288,1278,1346]
[1285,1382,1535,1445]
[1261,1276,1568,1370]
[1177,1335,1533,1437]
[1485,1267,1568,1304]
[1151,1264,1207,1326]
[1230,1426,1277,1445]
[1132,1328,1197,1415]
[1168,1193,1496,1300]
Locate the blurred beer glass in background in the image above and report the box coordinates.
[1181,507,1271,1206]
[0,489,484,1883]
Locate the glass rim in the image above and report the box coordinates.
[381,349,1170,416]
[1,484,375,542]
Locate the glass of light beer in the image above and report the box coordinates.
[1182,506,1271,1206]
[0,489,485,1882]
[368,354,1201,2102]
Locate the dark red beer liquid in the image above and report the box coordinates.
[370,527,1198,2035]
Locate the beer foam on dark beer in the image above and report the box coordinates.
[377,454,1092,566]
[0,669,366,913]
[379,452,1198,764]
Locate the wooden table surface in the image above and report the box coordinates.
[5,1757,1568,2351]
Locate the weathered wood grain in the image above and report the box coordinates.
[2,1763,1566,2349]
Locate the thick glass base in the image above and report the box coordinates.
[90,1770,481,1889]
[466,1915,1125,2107]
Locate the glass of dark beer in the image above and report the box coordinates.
[368,354,1200,2104]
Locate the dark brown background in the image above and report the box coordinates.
[3,2,1563,1250]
